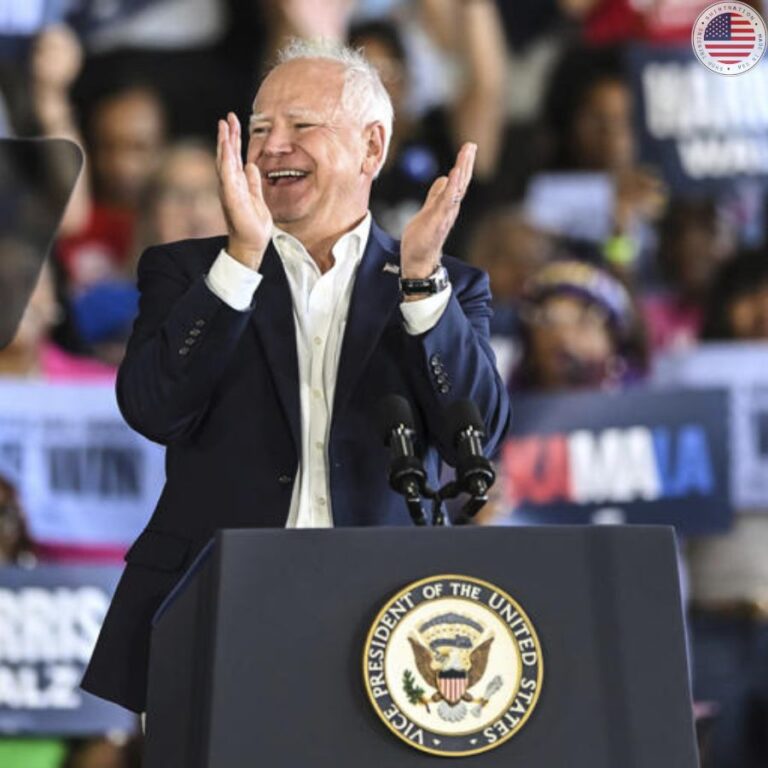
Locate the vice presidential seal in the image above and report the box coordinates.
[363,575,543,757]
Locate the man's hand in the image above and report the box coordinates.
[400,143,477,280]
[217,112,273,270]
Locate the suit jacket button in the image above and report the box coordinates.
[179,347,190,356]
[278,474,292,485]
[190,328,202,337]
[430,354,442,368]
[439,384,450,394]
[195,319,206,327]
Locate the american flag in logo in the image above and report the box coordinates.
[703,11,757,64]
[438,673,468,704]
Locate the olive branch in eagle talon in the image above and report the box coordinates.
[402,669,431,712]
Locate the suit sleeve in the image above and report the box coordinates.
[116,245,256,444]
[401,267,511,462]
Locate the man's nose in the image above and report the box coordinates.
[262,125,293,155]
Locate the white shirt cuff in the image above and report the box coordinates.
[205,249,263,311]
[400,284,452,335]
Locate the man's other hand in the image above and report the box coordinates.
[400,142,477,280]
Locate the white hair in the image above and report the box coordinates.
[273,38,394,173]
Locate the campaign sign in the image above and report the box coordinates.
[0,565,135,734]
[0,380,163,548]
[627,44,768,192]
[499,387,731,532]
[654,341,768,510]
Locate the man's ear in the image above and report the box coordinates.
[362,122,386,176]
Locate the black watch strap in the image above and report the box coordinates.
[399,266,450,296]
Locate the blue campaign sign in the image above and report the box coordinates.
[626,43,768,193]
[654,341,768,511]
[0,565,136,735]
[500,387,731,533]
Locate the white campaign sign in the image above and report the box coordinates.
[0,379,163,546]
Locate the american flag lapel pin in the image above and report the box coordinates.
[382,263,400,275]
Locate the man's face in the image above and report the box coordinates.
[247,59,379,238]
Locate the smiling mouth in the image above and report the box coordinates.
[265,169,310,187]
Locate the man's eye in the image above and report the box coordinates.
[251,127,268,136]
[295,123,315,130]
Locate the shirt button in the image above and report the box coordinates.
[313,336,322,346]
[312,389,322,399]
[315,441,324,450]
[317,497,327,506]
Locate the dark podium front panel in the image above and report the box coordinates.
[144,526,697,767]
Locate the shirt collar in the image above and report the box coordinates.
[272,212,372,270]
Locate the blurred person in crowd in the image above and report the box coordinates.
[0,260,114,380]
[686,248,768,768]
[62,734,142,768]
[56,83,168,291]
[87,84,168,211]
[134,140,227,250]
[73,141,226,367]
[543,47,667,280]
[348,0,506,250]
[467,207,556,383]
[703,249,768,341]
[512,258,647,392]
[643,198,737,354]
[475,257,646,527]
[0,473,35,566]
[71,0,240,139]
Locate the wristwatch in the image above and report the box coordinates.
[399,266,450,296]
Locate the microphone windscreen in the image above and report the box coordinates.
[377,394,415,443]
[444,399,485,444]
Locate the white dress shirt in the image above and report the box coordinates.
[205,212,451,527]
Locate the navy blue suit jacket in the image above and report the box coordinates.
[81,221,511,712]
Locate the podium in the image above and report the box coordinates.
[142,527,698,767]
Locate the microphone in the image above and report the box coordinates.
[377,395,428,526]
[445,399,496,512]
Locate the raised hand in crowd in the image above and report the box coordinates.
[280,0,356,42]
[30,24,90,235]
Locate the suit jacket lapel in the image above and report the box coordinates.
[333,222,401,416]
[250,246,301,455]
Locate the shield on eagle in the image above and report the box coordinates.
[438,670,469,704]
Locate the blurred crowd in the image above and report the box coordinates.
[0,0,767,766]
